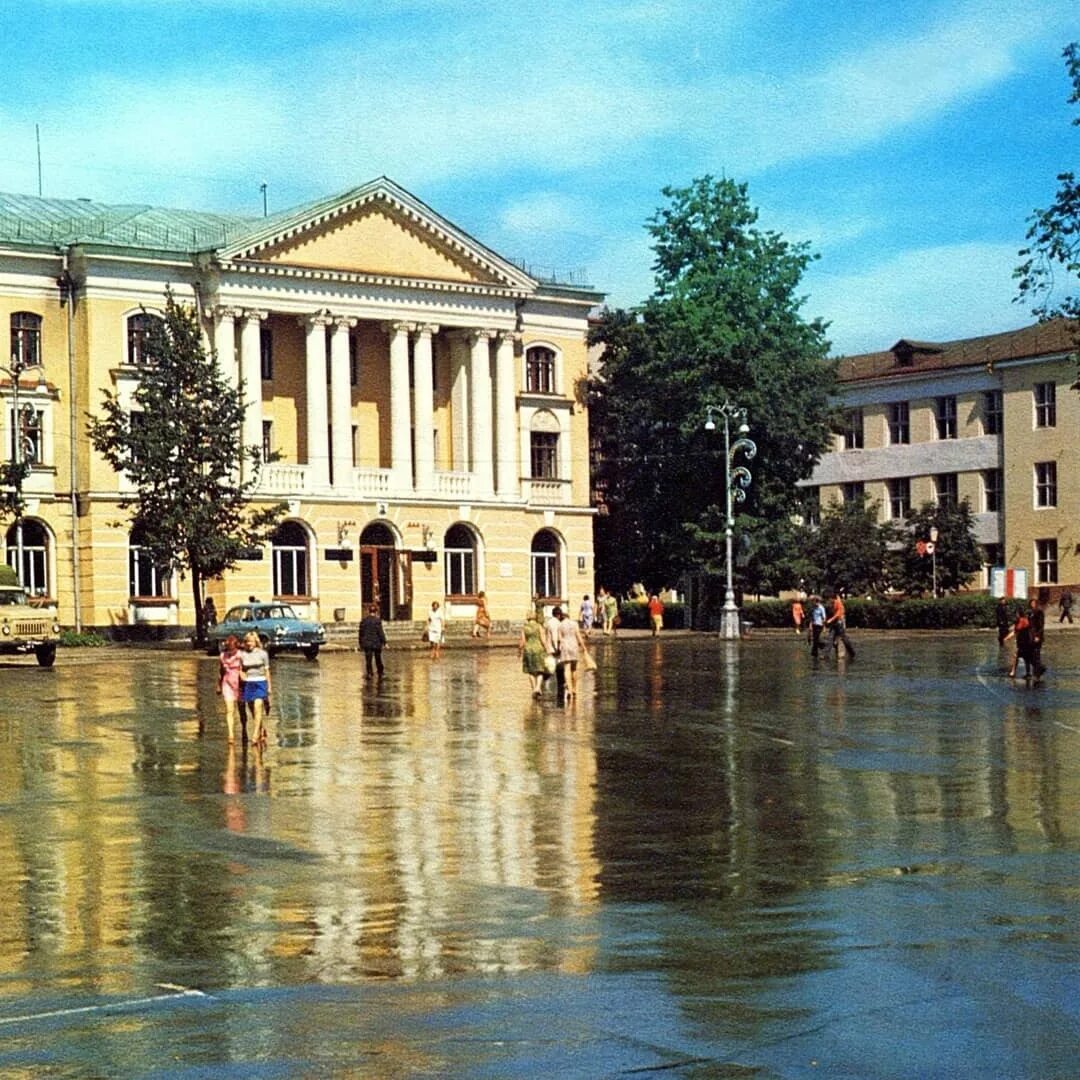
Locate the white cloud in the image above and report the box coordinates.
[498,192,593,237]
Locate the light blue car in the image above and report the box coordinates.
[206,602,326,659]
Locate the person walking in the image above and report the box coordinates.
[217,634,244,744]
[791,598,804,634]
[358,603,387,677]
[426,601,444,659]
[1028,596,1046,680]
[826,593,856,659]
[519,611,548,697]
[239,631,271,745]
[472,591,492,638]
[554,607,589,701]
[996,597,1012,645]
[808,596,826,658]
[1059,589,1073,624]
[579,594,594,636]
[1005,608,1036,682]
[648,593,664,636]
[544,605,565,701]
[603,590,619,637]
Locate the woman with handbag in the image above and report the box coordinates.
[519,611,548,697]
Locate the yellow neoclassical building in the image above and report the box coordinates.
[0,177,602,634]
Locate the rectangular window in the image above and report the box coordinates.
[530,432,558,479]
[273,547,307,596]
[129,547,170,599]
[531,552,559,598]
[841,409,863,449]
[842,481,865,504]
[983,469,1003,513]
[935,395,957,439]
[887,477,910,520]
[802,486,820,527]
[261,420,273,463]
[982,390,1002,435]
[1034,382,1056,427]
[888,402,910,445]
[526,347,556,394]
[10,407,44,465]
[444,550,475,597]
[983,544,1003,588]
[259,326,273,380]
[11,312,41,369]
[934,472,958,508]
[1034,461,1057,508]
[1036,538,1058,584]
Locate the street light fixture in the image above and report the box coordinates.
[705,402,757,640]
[1,356,47,585]
[929,525,939,598]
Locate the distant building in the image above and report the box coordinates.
[802,320,1078,596]
[0,177,602,632]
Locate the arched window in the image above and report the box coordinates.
[127,312,163,366]
[529,410,560,479]
[129,525,170,599]
[10,312,42,370]
[525,345,556,394]
[531,529,561,600]
[5,519,49,597]
[272,521,309,597]
[444,523,477,597]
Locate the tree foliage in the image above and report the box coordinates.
[888,500,984,597]
[1014,43,1080,323]
[87,289,285,640]
[798,496,898,597]
[590,176,836,593]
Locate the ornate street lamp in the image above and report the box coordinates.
[705,402,757,640]
[1,356,47,584]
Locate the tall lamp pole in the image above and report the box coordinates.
[1,356,46,584]
[705,402,757,640]
[929,525,939,598]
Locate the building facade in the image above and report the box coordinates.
[803,320,1078,596]
[0,178,602,633]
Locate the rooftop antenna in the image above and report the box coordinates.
[260,182,268,217]
[36,124,42,196]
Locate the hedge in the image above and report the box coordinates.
[616,601,687,630]
[741,594,1008,630]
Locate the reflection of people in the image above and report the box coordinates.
[218,634,244,743]
[358,603,387,677]
[519,611,548,697]
[648,593,664,636]
[240,631,271,744]
[472,591,491,638]
[427,601,444,659]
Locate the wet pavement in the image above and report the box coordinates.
[0,630,1077,1077]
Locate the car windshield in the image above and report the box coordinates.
[0,589,29,606]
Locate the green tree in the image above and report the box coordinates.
[589,177,836,593]
[799,496,897,597]
[87,289,285,642]
[1014,43,1080,323]
[889,500,983,597]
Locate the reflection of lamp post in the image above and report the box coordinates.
[705,402,757,640]
[929,525,939,597]
[1,357,46,583]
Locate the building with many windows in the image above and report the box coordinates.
[0,177,602,633]
[803,320,1078,595]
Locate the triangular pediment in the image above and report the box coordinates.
[219,177,535,291]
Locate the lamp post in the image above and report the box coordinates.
[929,525,939,597]
[1,356,46,585]
[705,402,757,640]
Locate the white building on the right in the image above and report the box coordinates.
[803,320,1078,597]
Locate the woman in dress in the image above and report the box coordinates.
[472,591,492,638]
[579,594,594,636]
[218,634,244,744]
[519,611,548,697]
[239,631,272,744]
[427,601,444,659]
[554,607,589,700]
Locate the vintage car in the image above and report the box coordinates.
[0,565,61,667]
[206,602,326,659]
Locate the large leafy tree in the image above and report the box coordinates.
[590,177,836,593]
[889,500,983,597]
[1014,43,1080,323]
[88,289,285,642]
[799,496,898,598]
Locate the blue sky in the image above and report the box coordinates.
[2,0,1075,355]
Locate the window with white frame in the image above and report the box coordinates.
[983,469,1003,513]
[982,390,1002,435]
[935,395,957,439]
[1034,382,1056,427]
[271,521,308,597]
[129,526,171,599]
[1036,538,1058,584]
[1034,461,1057,508]
[531,529,561,599]
[9,406,44,465]
[5,519,48,596]
[525,346,556,394]
[842,481,864,504]
[841,409,863,449]
[444,523,477,597]
[801,486,820,526]
[888,402,910,445]
[126,312,162,366]
[11,311,41,369]
[934,472,958,507]
[529,410,560,479]
[887,477,910,520]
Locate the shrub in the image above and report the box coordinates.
[59,629,108,647]
[741,594,1000,630]
[617,600,686,630]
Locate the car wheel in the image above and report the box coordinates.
[304,644,320,660]
[35,643,57,668]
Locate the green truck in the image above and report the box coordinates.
[0,564,60,667]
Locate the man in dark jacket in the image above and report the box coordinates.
[358,604,387,677]
[1029,597,1046,680]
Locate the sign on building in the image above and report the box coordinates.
[990,566,1027,598]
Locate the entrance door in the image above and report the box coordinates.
[359,523,412,621]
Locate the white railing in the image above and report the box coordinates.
[257,463,309,495]
[354,467,393,496]
[434,470,474,500]
[524,478,572,506]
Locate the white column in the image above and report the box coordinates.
[387,322,413,491]
[450,334,469,470]
[469,329,495,497]
[303,311,333,490]
[239,309,266,465]
[212,307,239,392]
[495,331,519,497]
[330,316,356,490]
[412,324,438,494]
